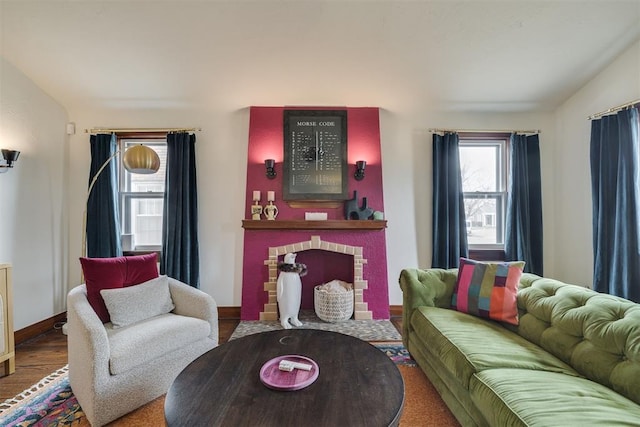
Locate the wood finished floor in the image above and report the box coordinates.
[0,317,402,401]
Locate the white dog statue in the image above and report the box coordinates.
[277,253,307,329]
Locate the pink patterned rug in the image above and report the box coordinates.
[0,366,83,426]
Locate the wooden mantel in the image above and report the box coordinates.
[241,220,387,230]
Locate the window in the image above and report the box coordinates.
[459,134,508,250]
[119,137,167,251]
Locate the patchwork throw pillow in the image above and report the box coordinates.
[452,257,525,325]
[79,253,159,322]
[101,275,175,328]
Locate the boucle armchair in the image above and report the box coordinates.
[67,277,218,426]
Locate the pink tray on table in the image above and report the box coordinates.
[259,355,319,391]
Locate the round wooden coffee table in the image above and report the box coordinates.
[165,329,404,426]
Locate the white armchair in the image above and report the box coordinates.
[67,277,218,426]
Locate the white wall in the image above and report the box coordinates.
[553,40,640,286]
[66,107,250,310]
[0,58,69,329]
[382,109,556,305]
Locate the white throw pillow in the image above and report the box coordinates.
[100,275,175,328]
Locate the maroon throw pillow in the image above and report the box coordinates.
[123,253,159,287]
[79,256,128,323]
[80,253,159,323]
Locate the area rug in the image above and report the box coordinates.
[230,310,402,341]
[0,344,459,427]
[0,365,82,426]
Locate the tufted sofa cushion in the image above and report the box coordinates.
[516,275,640,405]
[409,305,579,390]
[470,368,640,426]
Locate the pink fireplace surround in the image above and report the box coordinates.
[241,106,389,320]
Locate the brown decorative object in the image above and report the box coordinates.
[286,200,343,209]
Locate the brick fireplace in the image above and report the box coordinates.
[261,235,371,320]
[241,221,388,320]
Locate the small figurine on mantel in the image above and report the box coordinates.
[344,191,374,220]
[264,191,279,220]
[277,253,307,330]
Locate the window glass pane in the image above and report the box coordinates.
[120,138,166,250]
[464,197,501,245]
[133,183,163,193]
[459,145,499,192]
[123,197,163,247]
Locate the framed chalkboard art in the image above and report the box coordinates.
[283,110,348,201]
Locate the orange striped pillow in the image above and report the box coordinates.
[452,257,525,325]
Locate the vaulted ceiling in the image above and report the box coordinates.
[1,1,639,113]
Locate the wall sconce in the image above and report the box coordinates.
[0,149,20,173]
[265,159,276,179]
[354,160,366,181]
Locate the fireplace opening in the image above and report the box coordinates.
[283,250,354,311]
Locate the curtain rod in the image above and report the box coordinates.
[428,128,541,135]
[588,99,640,120]
[84,127,202,134]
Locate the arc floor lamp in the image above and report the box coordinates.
[82,144,160,259]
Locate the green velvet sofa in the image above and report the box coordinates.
[399,268,640,426]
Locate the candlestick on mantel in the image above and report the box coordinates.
[267,191,275,202]
[251,190,263,220]
[265,200,278,220]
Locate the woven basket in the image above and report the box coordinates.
[314,286,354,323]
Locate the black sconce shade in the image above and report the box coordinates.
[265,159,276,179]
[1,149,20,168]
[354,160,366,181]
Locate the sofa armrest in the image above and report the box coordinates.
[168,278,219,345]
[398,268,458,346]
[66,284,111,403]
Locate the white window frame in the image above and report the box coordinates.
[459,135,509,250]
[118,136,166,252]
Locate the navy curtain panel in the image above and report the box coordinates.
[590,107,640,303]
[161,132,200,287]
[432,132,468,268]
[86,133,123,258]
[505,133,543,275]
